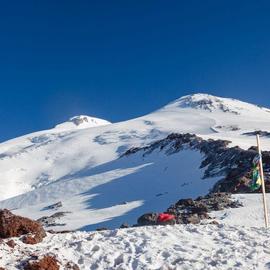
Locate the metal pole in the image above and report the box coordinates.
[256,134,269,228]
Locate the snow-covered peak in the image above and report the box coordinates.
[165,93,270,115]
[54,115,111,130]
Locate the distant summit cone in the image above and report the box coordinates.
[54,115,111,130]
[163,93,270,115]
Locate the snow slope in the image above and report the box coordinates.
[1,221,270,269]
[1,93,270,230]
[0,147,220,231]
[213,194,270,227]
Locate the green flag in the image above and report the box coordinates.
[250,154,262,191]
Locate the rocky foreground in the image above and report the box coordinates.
[0,193,244,269]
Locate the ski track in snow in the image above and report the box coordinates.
[1,224,270,270]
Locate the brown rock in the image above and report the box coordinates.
[24,255,59,270]
[0,209,46,244]
[22,234,44,245]
[0,267,6,270]
[6,239,16,248]
[65,262,80,270]
[209,220,219,225]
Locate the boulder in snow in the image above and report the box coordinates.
[24,255,59,270]
[0,209,46,244]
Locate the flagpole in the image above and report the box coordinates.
[256,134,269,228]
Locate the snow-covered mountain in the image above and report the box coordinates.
[54,115,111,131]
[1,93,270,231]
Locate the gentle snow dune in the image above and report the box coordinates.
[1,223,270,270]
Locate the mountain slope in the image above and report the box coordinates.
[1,93,270,230]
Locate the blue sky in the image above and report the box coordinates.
[1,1,270,142]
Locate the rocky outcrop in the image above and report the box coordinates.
[24,256,59,270]
[137,213,159,226]
[166,193,242,224]
[137,193,242,227]
[37,212,70,228]
[0,209,46,244]
[123,133,270,194]
[243,130,270,137]
[42,202,63,211]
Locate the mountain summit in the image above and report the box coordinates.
[1,93,270,231]
[164,93,270,115]
[54,115,111,130]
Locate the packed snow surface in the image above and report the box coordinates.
[1,194,270,269]
[1,222,270,270]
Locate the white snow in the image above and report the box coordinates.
[1,93,270,230]
[1,93,270,269]
[1,222,270,269]
[0,149,220,231]
[212,194,270,227]
[54,115,111,131]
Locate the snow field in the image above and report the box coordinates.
[1,223,270,270]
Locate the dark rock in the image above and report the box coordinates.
[37,212,70,227]
[137,213,158,226]
[243,130,270,137]
[96,227,108,231]
[24,255,59,270]
[166,193,241,225]
[46,230,73,234]
[183,214,200,224]
[120,223,129,229]
[123,132,270,194]
[65,262,80,270]
[156,218,176,226]
[0,209,46,244]
[6,239,16,248]
[176,198,194,207]
[192,204,208,214]
[42,202,63,211]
